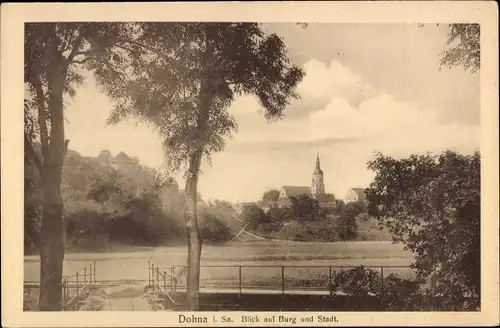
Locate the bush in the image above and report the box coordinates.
[199,212,234,245]
[330,266,381,297]
[327,265,478,311]
[64,201,108,250]
[382,274,429,310]
[290,195,321,220]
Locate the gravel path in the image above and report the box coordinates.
[79,283,153,311]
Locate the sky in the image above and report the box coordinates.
[62,23,480,203]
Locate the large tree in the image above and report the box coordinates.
[24,22,137,311]
[91,23,304,310]
[366,151,480,310]
[262,189,281,204]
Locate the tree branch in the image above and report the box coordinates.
[65,34,83,64]
[72,57,91,64]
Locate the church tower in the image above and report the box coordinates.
[311,151,325,199]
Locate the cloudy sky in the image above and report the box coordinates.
[63,23,479,203]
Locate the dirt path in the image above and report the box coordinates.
[79,283,154,311]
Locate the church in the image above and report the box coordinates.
[268,152,337,210]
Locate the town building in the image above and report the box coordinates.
[344,188,367,205]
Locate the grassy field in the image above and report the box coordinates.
[24,241,415,310]
[24,241,413,282]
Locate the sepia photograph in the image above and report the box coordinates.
[2,1,499,327]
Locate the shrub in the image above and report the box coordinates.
[382,274,429,310]
[199,213,233,244]
[330,266,381,297]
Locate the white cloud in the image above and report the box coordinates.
[297,59,374,102]
[307,92,478,155]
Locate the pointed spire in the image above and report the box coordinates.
[314,150,323,174]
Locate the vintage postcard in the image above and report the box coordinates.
[1,1,499,327]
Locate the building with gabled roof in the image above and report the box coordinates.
[344,188,367,204]
[279,186,312,199]
[96,150,142,174]
[111,151,133,163]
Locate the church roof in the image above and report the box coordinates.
[281,186,311,198]
[111,151,133,163]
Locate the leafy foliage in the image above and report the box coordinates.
[366,150,480,308]
[88,23,304,173]
[289,194,321,220]
[262,189,281,203]
[25,147,242,253]
[198,212,233,245]
[330,266,382,297]
[337,202,362,240]
[241,203,270,230]
[440,24,480,73]
[382,274,428,311]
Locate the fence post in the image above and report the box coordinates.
[93,261,96,285]
[239,266,242,297]
[156,266,159,288]
[173,267,177,295]
[380,267,384,310]
[170,267,174,292]
[76,272,79,296]
[151,264,155,293]
[148,260,151,286]
[163,270,167,291]
[84,267,87,291]
[62,278,66,306]
[281,266,285,296]
[329,266,333,298]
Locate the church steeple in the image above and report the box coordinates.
[311,151,325,199]
[314,151,323,174]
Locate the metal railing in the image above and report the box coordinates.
[23,261,98,311]
[164,264,437,310]
[148,260,179,309]
[62,261,97,311]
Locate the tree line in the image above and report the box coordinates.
[25,145,236,255]
[241,194,367,242]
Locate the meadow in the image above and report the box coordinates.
[24,241,414,282]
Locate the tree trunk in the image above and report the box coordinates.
[38,64,66,311]
[182,24,215,311]
[38,194,64,311]
[183,149,203,311]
